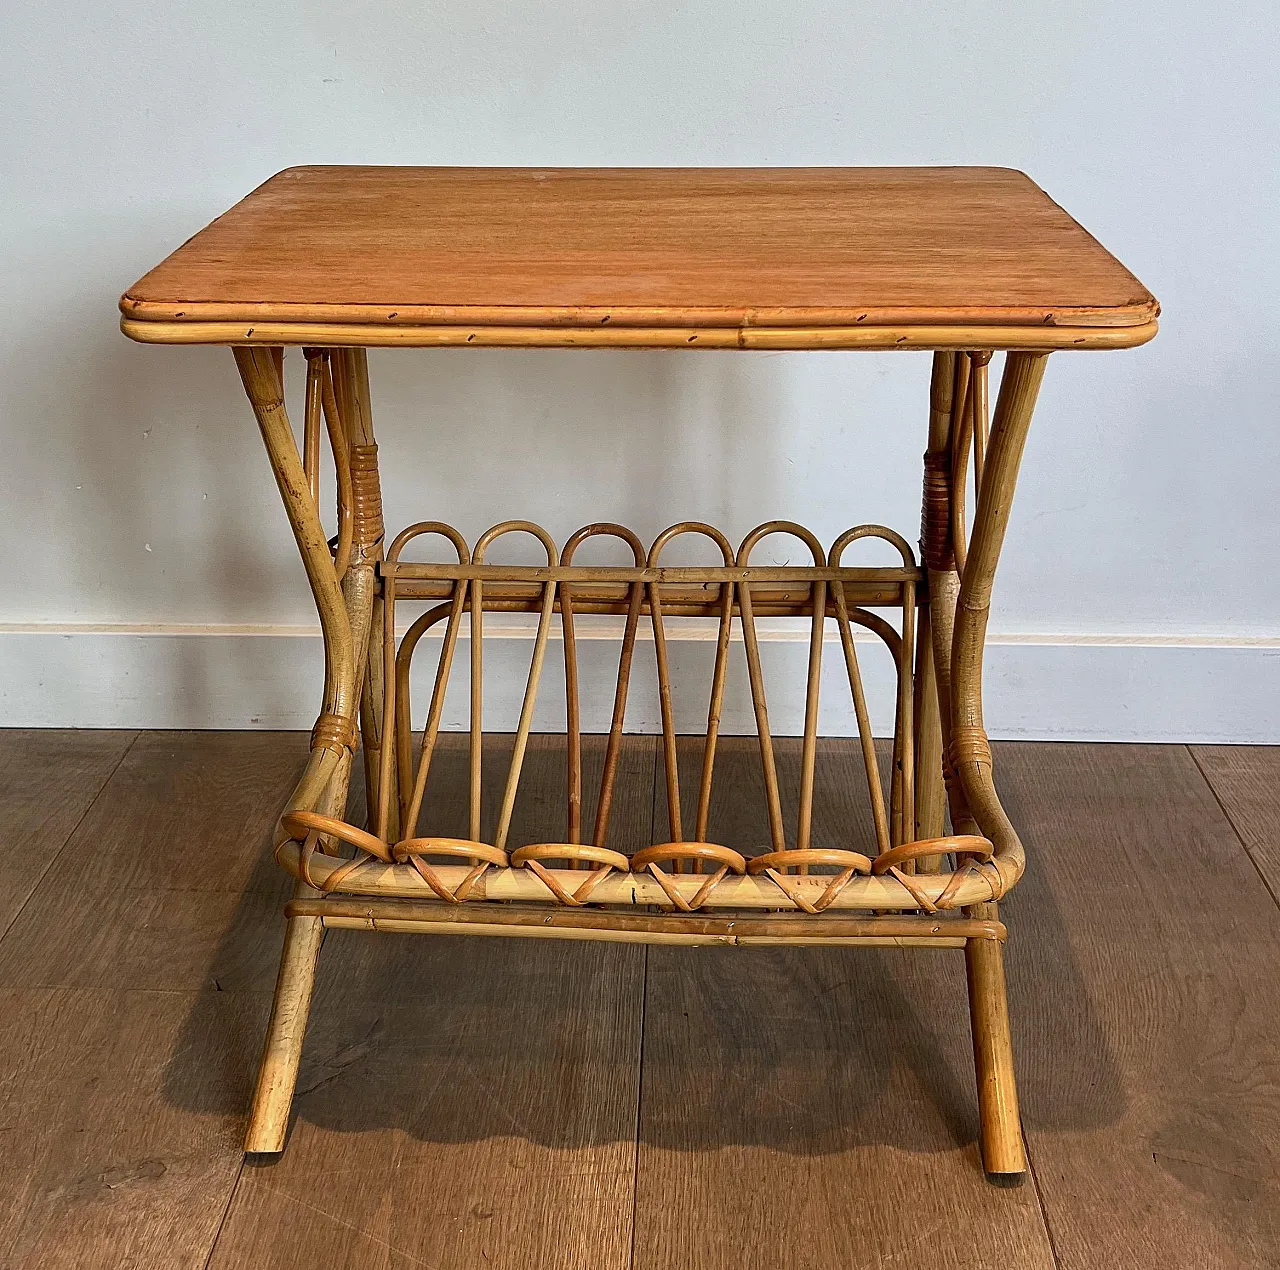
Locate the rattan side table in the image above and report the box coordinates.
[121,167,1157,1183]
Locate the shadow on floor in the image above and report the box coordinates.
[163,736,1125,1154]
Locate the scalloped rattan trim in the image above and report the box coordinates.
[630,842,747,912]
[391,837,509,904]
[510,842,631,906]
[748,848,874,914]
[871,834,993,875]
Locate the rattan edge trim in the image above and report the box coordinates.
[120,317,1159,351]
[120,295,1159,329]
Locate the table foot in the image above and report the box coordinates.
[966,904,1027,1178]
[244,912,325,1154]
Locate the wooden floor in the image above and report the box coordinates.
[1,732,1278,1269]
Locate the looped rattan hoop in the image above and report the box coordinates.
[510,843,631,906]
[391,837,508,904]
[827,523,917,571]
[473,519,559,565]
[281,811,392,862]
[736,520,826,569]
[872,835,996,913]
[630,842,747,912]
[748,848,874,914]
[871,834,993,875]
[385,521,471,568]
[280,810,393,893]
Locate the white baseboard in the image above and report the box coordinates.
[0,622,1276,742]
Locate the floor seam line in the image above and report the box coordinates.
[0,730,140,948]
[202,1153,246,1270]
[1187,745,1280,912]
[1023,1132,1065,1270]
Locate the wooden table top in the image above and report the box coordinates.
[120,167,1157,351]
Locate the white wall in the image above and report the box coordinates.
[2,2,1277,738]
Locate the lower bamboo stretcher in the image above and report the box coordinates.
[290,897,1003,947]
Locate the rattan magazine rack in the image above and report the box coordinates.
[121,167,1158,1183]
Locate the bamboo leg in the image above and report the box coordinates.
[334,349,393,838]
[922,352,979,837]
[244,913,324,1153]
[950,350,1048,1183]
[966,907,1024,1181]
[234,345,361,1153]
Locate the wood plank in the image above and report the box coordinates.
[121,167,1157,336]
[0,987,264,1270]
[634,738,1056,1270]
[1189,744,1280,901]
[997,743,1280,1269]
[0,731,306,1267]
[0,731,309,992]
[207,735,653,1270]
[0,729,135,935]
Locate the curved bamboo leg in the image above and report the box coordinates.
[951,350,1048,1183]
[234,345,381,1154]
[332,349,392,838]
[921,350,1046,1181]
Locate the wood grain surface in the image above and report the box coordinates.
[0,732,309,993]
[0,986,262,1270]
[1191,745,1280,900]
[998,743,1280,1269]
[0,730,134,935]
[0,732,297,1270]
[121,167,1157,344]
